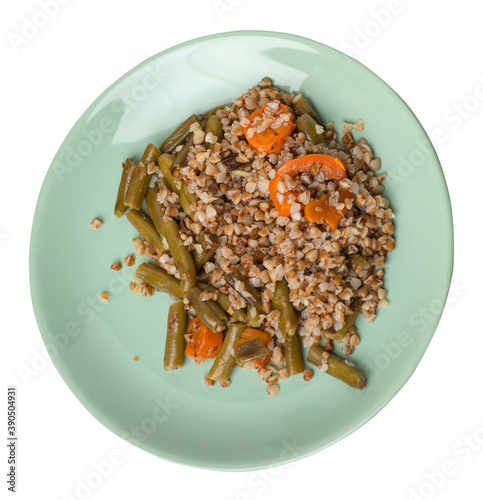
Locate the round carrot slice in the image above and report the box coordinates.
[185,317,223,359]
[241,102,294,154]
[269,154,347,217]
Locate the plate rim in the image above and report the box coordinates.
[29,29,454,471]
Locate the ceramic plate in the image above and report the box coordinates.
[30,31,453,470]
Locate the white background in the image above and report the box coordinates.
[2,1,482,499]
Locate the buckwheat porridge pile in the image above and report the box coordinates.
[111,77,395,396]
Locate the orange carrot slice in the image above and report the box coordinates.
[241,102,294,154]
[304,195,341,229]
[305,189,352,230]
[185,317,223,360]
[269,154,347,217]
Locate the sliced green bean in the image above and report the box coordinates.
[220,151,252,171]
[198,283,247,323]
[135,263,184,299]
[126,209,166,258]
[164,301,187,371]
[187,286,227,333]
[141,142,161,168]
[196,269,212,284]
[160,114,198,153]
[172,134,194,171]
[349,254,367,273]
[192,231,219,272]
[246,306,263,328]
[160,218,196,293]
[293,97,322,123]
[295,113,325,144]
[272,279,298,339]
[225,273,263,327]
[208,323,246,381]
[157,153,197,214]
[114,159,136,217]
[335,259,350,278]
[123,144,160,210]
[307,344,366,389]
[123,160,148,210]
[199,105,225,129]
[332,299,361,342]
[204,115,223,149]
[284,334,304,377]
[225,273,260,307]
[234,338,269,364]
[145,187,164,236]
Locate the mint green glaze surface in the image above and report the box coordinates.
[30,31,453,470]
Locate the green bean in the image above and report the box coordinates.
[126,209,166,258]
[307,344,366,389]
[135,263,184,299]
[293,97,322,123]
[164,301,187,371]
[234,339,269,364]
[187,286,227,333]
[196,282,215,293]
[232,309,248,324]
[198,283,247,323]
[204,115,223,149]
[247,307,263,328]
[225,273,263,327]
[272,279,298,339]
[141,142,161,168]
[199,105,225,129]
[192,231,219,272]
[123,144,160,210]
[284,334,304,377]
[157,153,197,214]
[335,259,350,279]
[349,254,367,274]
[196,269,212,284]
[160,219,196,293]
[123,160,148,210]
[114,159,136,217]
[332,299,361,342]
[172,135,194,171]
[225,273,260,307]
[220,151,252,171]
[145,187,164,236]
[295,113,325,144]
[208,323,246,381]
[160,114,198,153]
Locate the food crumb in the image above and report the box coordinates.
[99,292,111,304]
[110,262,122,271]
[204,376,214,386]
[303,369,314,382]
[133,355,139,361]
[266,384,280,398]
[219,379,231,388]
[90,218,103,229]
[124,254,135,266]
[141,283,154,298]
[341,344,354,356]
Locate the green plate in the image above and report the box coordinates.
[29,31,453,470]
